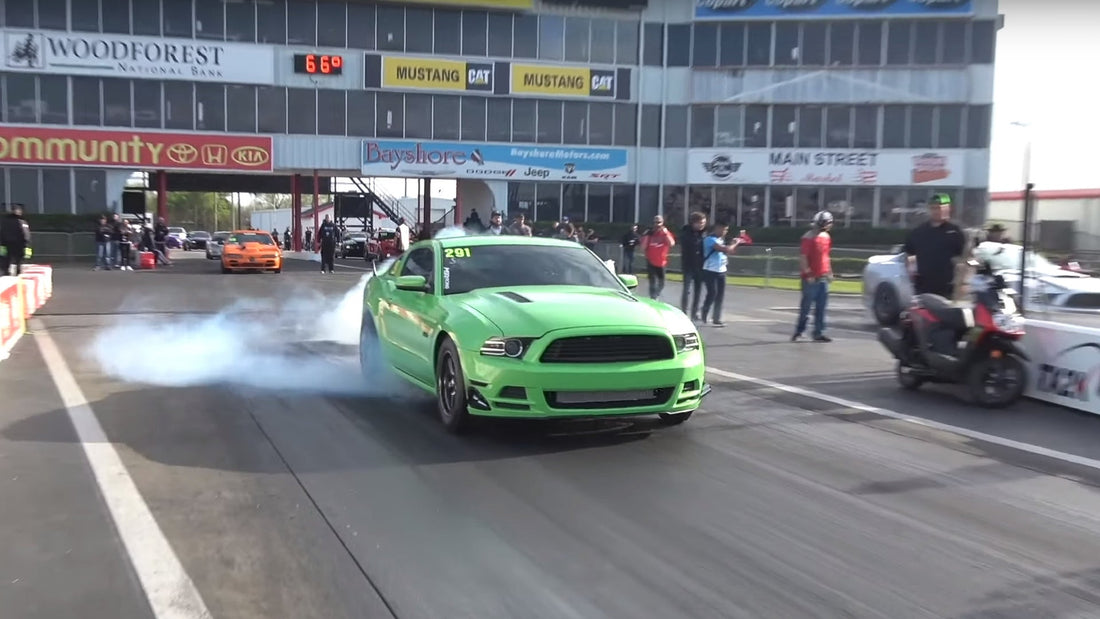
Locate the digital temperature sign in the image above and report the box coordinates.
[293,54,344,75]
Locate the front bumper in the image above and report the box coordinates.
[223,257,281,269]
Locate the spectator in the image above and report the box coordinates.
[679,211,708,320]
[94,215,113,270]
[620,224,640,274]
[903,194,965,298]
[699,222,742,327]
[510,213,532,236]
[154,217,172,266]
[985,222,1010,243]
[116,219,134,271]
[109,213,123,267]
[487,211,505,235]
[641,215,676,300]
[0,204,31,276]
[317,214,337,274]
[792,211,834,343]
[396,217,410,253]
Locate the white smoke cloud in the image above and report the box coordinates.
[434,226,470,239]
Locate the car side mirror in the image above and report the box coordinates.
[395,274,428,292]
[618,274,639,289]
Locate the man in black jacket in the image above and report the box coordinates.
[679,211,708,320]
[903,194,966,297]
[317,214,337,274]
[153,217,172,266]
[0,204,30,276]
[94,214,113,270]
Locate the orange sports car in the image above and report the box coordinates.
[220,230,283,274]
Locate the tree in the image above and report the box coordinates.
[162,192,236,231]
[251,193,292,210]
[10,34,38,68]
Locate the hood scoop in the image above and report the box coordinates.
[497,291,532,303]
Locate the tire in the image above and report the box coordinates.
[435,337,471,434]
[221,266,230,274]
[896,362,924,390]
[968,354,1026,408]
[359,313,380,378]
[658,411,694,426]
[272,268,281,273]
[873,283,901,326]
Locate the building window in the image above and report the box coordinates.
[226,0,256,42]
[966,105,992,149]
[535,183,561,221]
[486,99,511,142]
[640,105,661,147]
[882,105,906,148]
[347,3,375,50]
[936,105,963,149]
[536,100,562,144]
[774,22,798,66]
[163,0,192,37]
[830,22,855,65]
[563,102,588,145]
[507,182,535,217]
[9,169,40,214]
[488,12,513,57]
[539,15,565,61]
[588,102,613,146]
[39,75,68,125]
[376,93,403,137]
[857,22,882,65]
[164,82,193,130]
[690,105,714,148]
[853,105,877,149]
[719,23,744,66]
[317,0,346,48]
[590,18,616,65]
[103,78,133,127]
[38,0,67,30]
[376,5,405,52]
[772,105,796,147]
[196,83,225,132]
[287,89,316,134]
[664,105,687,148]
[971,21,995,64]
[564,17,589,63]
[433,95,460,141]
[913,21,939,64]
[286,0,316,46]
[402,7,431,53]
[404,94,432,139]
[886,21,911,65]
[72,77,102,126]
[460,97,486,142]
[42,168,71,215]
[75,170,105,214]
[613,185,635,223]
[615,20,638,65]
[797,106,823,148]
[642,23,663,66]
[102,0,131,34]
[71,0,101,32]
[801,23,826,65]
[692,23,718,67]
[461,10,488,57]
[317,90,346,136]
[227,85,256,133]
[513,14,538,59]
[908,105,933,148]
[614,103,636,147]
[346,91,375,137]
[666,24,690,67]
[587,184,611,222]
[257,86,286,133]
[257,0,286,44]
[133,81,161,128]
[195,0,224,40]
[746,23,771,65]
[512,99,536,142]
[562,184,584,222]
[714,105,742,147]
[132,0,161,36]
[638,185,659,223]
[744,105,767,148]
[942,21,966,64]
[6,0,33,27]
[825,105,851,148]
[434,9,462,56]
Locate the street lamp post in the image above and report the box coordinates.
[1010,121,1033,314]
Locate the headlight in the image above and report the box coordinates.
[480,337,532,359]
[673,332,701,352]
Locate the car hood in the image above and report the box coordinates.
[455,286,692,337]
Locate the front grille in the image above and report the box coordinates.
[539,335,674,363]
[545,387,674,410]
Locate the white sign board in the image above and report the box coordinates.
[687,149,966,187]
[2,29,275,85]
[1021,319,1100,415]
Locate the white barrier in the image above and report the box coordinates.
[1021,319,1100,414]
[0,266,53,362]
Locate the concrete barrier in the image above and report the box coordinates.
[0,266,53,362]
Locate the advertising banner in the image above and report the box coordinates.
[382,56,493,92]
[510,64,617,98]
[1021,320,1100,416]
[687,149,964,186]
[0,276,24,360]
[694,0,973,20]
[0,126,273,172]
[362,140,630,182]
[2,28,275,84]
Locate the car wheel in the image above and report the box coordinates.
[658,411,693,426]
[221,266,230,274]
[896,362,924,390]
[435,337,471,434]
[359,313,380,377]
[873,283,901,326]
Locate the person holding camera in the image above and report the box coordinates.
[698,222,743,327]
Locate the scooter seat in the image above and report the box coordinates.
[916,293,974,333]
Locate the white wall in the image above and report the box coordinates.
[456,179,507,223]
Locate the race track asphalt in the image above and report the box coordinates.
[6,252,1100,618]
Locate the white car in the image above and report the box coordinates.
[168,227,188,248]
[205,231,232,260]
[862,241,1100,325]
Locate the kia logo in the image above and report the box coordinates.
[232,146,269,166]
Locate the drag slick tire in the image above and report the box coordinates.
[359,313,379,378]
[435,337,471,434]
[658,411,693,426]
[968,354,1026,408]
[896,362,924,390]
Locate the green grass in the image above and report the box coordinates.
[640,272,864,295]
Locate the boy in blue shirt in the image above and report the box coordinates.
[699,222,743,327]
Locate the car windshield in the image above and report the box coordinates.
[192,231,210,239]
[228,233,274,245]
[974,243,1059,273]
[348,233,367,240]
[168,227,184,234]
[441,244,624,295]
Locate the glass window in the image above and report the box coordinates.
[801,23,826,65]
[486,99,511,141]
[690,105,714,148]
[535,183,560,223]
[966,105,991,149]
[513,14,538,58]
[589,19,615,65]
[507,182,535,217]
[853,105,877,149]
[612,185,635,223]
[287,0,316,45]
[936,104,963,148]
[196,83,225,132]
[638,185,659,223]
[317,0,346,47]
[512,99,536,142]
[257,0,286,44]
[563,102,588,145]
[589,102,613,146]
[434,9,461,56]
[857,21,882,65]
[462,10,488,56]
[913,21,939,64]
[537,100,562,144]
[614,103,636,147]
[715,105,743,147]
[133,81,161,128]
[287,89,316,134]
[971,21,995,64]
[640,105,661,147]
[744,105,767,147]
[615,20,638,65]
[908,105,932,148]
[882,105,906,147]
[562,184,584,222]
[317,90,346,136]
[849,188,874,226]
[132,0,160,35]
[195,0,224,40]
[692,23,718,67]
[797,105,823,148]
[714,186,737,226]
[376,92,403,137]
[402,7,431,52]
[405,94,433,139]
[886,21,911,65]
[664,105,687,148]
[774,22,798,66]
[376,5,405,52]
[38,0,67,30]
[347,3,375,50]
[539,16,564,61]
[643,23,663,66]
[825,105,850,148]
[667,24,690,67]
[164,82,193,129]
[226,0,255,42]
[488,12,513,57]
[564,17,589,63]
[941,20,966,64]
[587,184,611,222]
[746,23,772,65]
[257,86,286,133]
[9,169,39,214]
[830,22,855,65]
[75,170,105,214]
[42,169,71,215]
[772,105,796,147]
[433,95,460,140]
[460,97,486,142]
[71,0,101,31]
[103,78,132,127]
[73,77,101,126]
[6,0,34,27]
[163,0,192,37]
[39,75,68,125]
[961,189,987,228]
[347,91,375,137]
[102,0,130,33]
[719,23,744,66]
[227,85,256,133]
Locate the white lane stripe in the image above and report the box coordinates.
[33,319,213,619]
[705,366,1100,472]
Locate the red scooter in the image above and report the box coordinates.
[878,260,1029,407]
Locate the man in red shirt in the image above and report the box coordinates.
[792,210,834,342]
[640,215,676,300]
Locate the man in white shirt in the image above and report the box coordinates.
[396,217,410,253]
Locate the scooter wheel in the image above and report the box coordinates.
[896,362,924,391]
[967,354,1026,408]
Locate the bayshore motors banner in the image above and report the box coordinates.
[694,0,973,20]
[2,28,275,84]
[362,140,630,182]
[0,125,273,172]
[687,149,965,186]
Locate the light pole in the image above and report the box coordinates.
[1010,120,1033,313]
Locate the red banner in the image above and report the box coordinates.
[0,126,273,172]
[0,278,23,356]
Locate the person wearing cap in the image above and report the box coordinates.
[902,194,966,298]
[792,210,834,342]
[486,211,505,235]
[985,222,1010,243]
[0,204,31,276]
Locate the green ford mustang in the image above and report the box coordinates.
[360,234,710,433]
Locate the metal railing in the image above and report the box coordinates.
[29,232,99,260]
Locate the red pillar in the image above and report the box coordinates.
[291,174,302,251]
[312,170,320,250]
[421,178,432,239]
[156,170,168,222]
